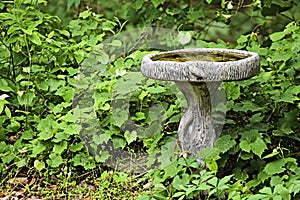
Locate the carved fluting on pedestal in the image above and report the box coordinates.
[176,81,216,159]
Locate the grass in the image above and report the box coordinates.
[0,167,148,200]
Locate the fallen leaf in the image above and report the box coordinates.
[12,188,26,197]
[8,177,28,185]
[28,178,36,186]
[49,185,58,190]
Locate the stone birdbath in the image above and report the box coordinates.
[141,48,260,165]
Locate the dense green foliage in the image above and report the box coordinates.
[0,0,300,199]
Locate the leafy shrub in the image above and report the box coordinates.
[0,0,300,199]
[0,0,117,183]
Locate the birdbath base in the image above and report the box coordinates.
[141,48,260,166]
[175,81,215,164]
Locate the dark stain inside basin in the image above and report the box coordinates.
[151,51,250,62]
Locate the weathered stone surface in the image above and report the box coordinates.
[141,48,260,166]
[141,48,260,82]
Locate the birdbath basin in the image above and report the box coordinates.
[141,48,260,165]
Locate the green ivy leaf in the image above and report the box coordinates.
[37,115,57,140]
[63,111,75,123]
[251,137,267,158]
[70,143,83,152]
[92,132,110,145]
[112,137,126,149]
[264,158,297,175]
[95,151,111,162]
[111,108,128,127]
[79,10,91,19]
[34,160,45,171]
[31,145,46,157]
[151,0,164,7]
[163,161,182,179]
[240,131,267,158]
[124,131,137,145]
[53,141,68,154]
[205,0,214,4]
[52,132,68,142]
[172,174,190,190]
[47,153,63,168]
[146,85,166,94]
[214,135,236,153]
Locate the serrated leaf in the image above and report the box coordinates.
[114,72,144,95]
[53,132,68,142]
[237,35,249,44]
[240,130,267,157]
[172,175,189,190]
[233,101,263,112]
[239,140,251,153]
[270,176,282,187]
[250,137,267,158]
[218,175,233,187]
[38,131,53,140]
[264,158,289,175]
[259,187,272,195]
[198,147,220,160]
[214,135,236,153]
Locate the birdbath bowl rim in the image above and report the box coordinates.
[141,48,260,82]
